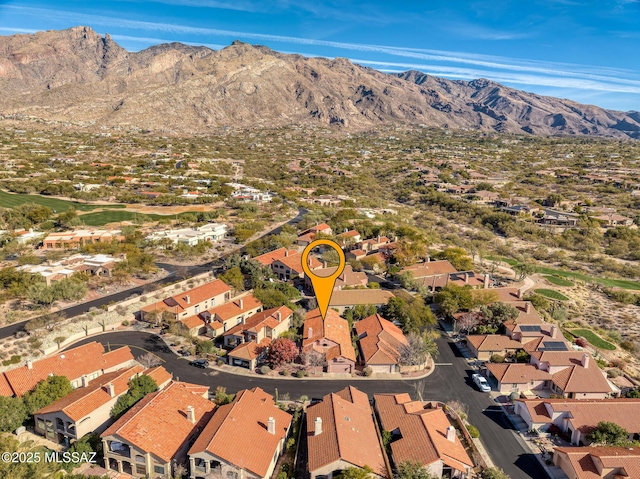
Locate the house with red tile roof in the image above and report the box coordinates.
[553,447,640,479]
[515,398,640,445]
[355,314,408,374]
[178,293,263,337]
[223,306,293,349]
[140,279,231,322]
[374,393,473,478]
[356,235,391,253]
[271,252,323,280]
[336,230,361,247]
[188,387,292,479]
[485,363,551,394]
[306,386,388,479]
[303,264,368,292]
[303,309,356,374]
[466,335,525,361]
[34,365,171,445]
[296,223,334,247]
[101,381,214,478]
[0,342,135,397]
[253,247,299,267]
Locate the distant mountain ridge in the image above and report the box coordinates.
[0,26,639,138]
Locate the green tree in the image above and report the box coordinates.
[111,375,158,419]
[23,375,72,414]
[513,263,535,281]
[434,284,473,316]
[62,432,102,472]
[480,302,519,327]
[338,465,374,479]
[482,467,510,479]
[195,340,215,356]
[0,396,28,432]
[435,247,473,271]
[382,295,436,334]
[0,435,60,479]
[587,421,630,445]
[394,461,436,479]
[219,266,245,292]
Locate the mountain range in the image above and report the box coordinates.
[1,26,639,138]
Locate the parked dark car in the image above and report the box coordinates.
[178,349,191,357]
[189,359,209,368]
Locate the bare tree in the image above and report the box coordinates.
[137,352,162,368]
[456,312,482,335]
[446,400,469,421]
[302,350,327,374]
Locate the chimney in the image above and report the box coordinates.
[550,325,557,338]
[308,327,313,338]
[484,274,490,289]
[187,405,196,424]
[81,375,89,388]
[517,289,523,299]
[276,311,282,322]
[26,360,33,370]
[464,273,469,284]
[426,255,430,262]
[185,295,190,304]
[107,383,115,397]
[323,261,327,268]
[446,425,456,442]
[238,298,244,309]
[268,417,276,435]
[314,417,323,436]
[581,353,589,368]
[525,302,531,314]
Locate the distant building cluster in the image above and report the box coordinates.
[17,253,123,285]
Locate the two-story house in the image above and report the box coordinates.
[302,309,355,374]
[101,381,215,478]
[188,387,292,479]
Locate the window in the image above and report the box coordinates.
[36,419,45,430]
[195,305,200,314]
[136,455,145,464]
[154,465,164,474]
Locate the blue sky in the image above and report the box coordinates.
[1,0,640,110]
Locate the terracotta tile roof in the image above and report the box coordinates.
[223,306,293,337]
[307,386,387,477]
[551,363,613,394]
[467,334,523,352]
[329,289,394,307]
[34,366,144,421]
[554,447,640,479]
[486,363,551,384]
[374,394,473,473]
[308,264,368,289]
[180,314,205,330]
[253,247,299,266]
[338,230,360,239]
[3,342,133,397]
[228,338,271,361]
[144,366,172,388]
[0,373,14,396]
[165,279,231,311]
[355,314,408,366]
[400,260,457,278]
[208,294,262,322]
[188,388,292,477]
[517,398,640,434]
[307,223,332,233]
[274,253,322,274]
[303,309,356,362]
[484,287,523,303]
[530,350,586,365]
[347,249,367,258]
[101,381,214,463]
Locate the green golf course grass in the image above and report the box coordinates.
[534,288,570,301]
[79,210,193,226]
[543,275,575,287]
[570,329,616,350]
[0,189,125,212]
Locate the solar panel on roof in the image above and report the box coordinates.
[520,325,542,332]
[542,341,568,351]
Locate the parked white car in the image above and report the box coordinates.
[472,373,491,392]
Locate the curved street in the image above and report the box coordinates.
[67,329,546,479]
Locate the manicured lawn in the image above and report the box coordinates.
[570,329,616,350]
[532,265,640,291]
[486,255,519,266]
[0,189,125,212]
[543,275,575,287]
[79,210,192,226]
[534,288,570,301]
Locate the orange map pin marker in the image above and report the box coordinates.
[301,239,346,320]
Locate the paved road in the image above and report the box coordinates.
[0,207,307,339]
[69,329,546,479]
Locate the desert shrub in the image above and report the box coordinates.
[260,365,271,375]
[363,367,373,377]
[607,368,623,378]
[620,340,638,352]
[490,354,505,363]
[466,424,480,438]
[295,370,307,378]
